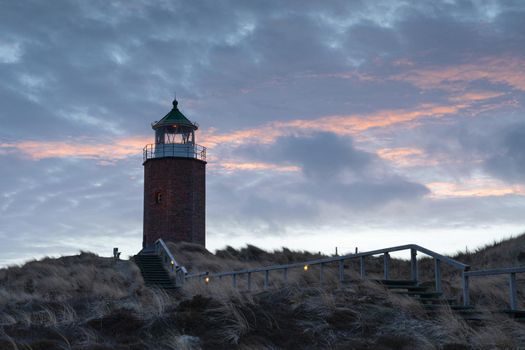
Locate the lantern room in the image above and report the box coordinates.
[143,99,206,161]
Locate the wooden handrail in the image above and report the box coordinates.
[464,266,525,277]
[462,266,525,309]
[185,244,470,302]
[153,239,187,286]
[186,244,468,279]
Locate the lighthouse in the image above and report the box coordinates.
[142,99,206,248]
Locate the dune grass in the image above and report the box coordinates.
[0,234,524,349]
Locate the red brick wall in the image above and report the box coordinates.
[143,157,206,247]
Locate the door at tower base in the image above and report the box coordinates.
[142,156,206,248]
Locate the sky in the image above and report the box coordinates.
[1,0,525,266]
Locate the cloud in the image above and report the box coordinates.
[238,132,429,203]
[201,101,476,149]
[427,180,525,199]
[393,57,525,92]
[245,132,373,180]
[0,137,149,161]
[484,123,525,184]
[376,148,439,167]
[0,42,23,63]
[212,161,300,173]
[0,155,143,265]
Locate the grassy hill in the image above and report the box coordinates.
[0,234,524,349]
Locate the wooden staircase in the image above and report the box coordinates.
[133,254,177,291]
[377,280,489,321]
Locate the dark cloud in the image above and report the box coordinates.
[484,123,525,184]
[245,133,373,180]
[208,133,429,232]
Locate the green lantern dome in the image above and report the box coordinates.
[152,99,198,130]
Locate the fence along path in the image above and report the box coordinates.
[463,266,525,311]
[152,240,524,313]
[185,244,470,301]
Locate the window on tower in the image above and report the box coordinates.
[155,192,163,204]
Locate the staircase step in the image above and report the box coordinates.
[133,254,177,291]
[385,285,428,292]
[392,291,443,298]
[498,309,525,319]
[423,304,474,311]
[418,298,457,305]
[144,279,172,282]
[376,279,418,286]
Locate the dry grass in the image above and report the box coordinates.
[0,234,524,349]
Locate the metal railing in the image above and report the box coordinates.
[185,244,470,300]
[154,238,187,286]
[143,143,207,162]
[463,266,525,309]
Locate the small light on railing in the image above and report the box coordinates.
[204,276,210,284]
[303,265,309,272]
[171,260,174,266]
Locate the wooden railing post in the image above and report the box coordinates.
[383,253,390,280]
[264,270,269,289]
[338,259,344,284]
[462,272,470,306]
[283,268,288,284]
[232,274,237,288]
[247,272,252,291]
[509,272,517,310]
[320,263,324,286]
[360,256,366,278]
[410,249,418,282]
[434,258,442,293]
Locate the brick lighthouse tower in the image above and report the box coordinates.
[142,99,206,248]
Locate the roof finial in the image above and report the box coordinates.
[172,91,178,108]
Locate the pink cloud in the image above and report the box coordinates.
[376,148,440,167]
[200,101,474,148]
[393,57,525,92]
[427,179,525,199]
[0,137,150,160]
[210,161,301,173]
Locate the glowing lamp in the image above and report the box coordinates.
[303,265,309,272]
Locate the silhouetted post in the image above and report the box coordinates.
[175,267,185,287]
[410,249,418,282]
[319,263,324,286]
[113,248,121,259]
[383,253,390,280]
[360,256,366,278]
[338,259,344,284]
[462,272,470,306]
[264,270,269,288]
[509,272,517,310]
[283,268,288,283]
[247,272,252,291]
[434,258,442,293]
[232,274,237,288]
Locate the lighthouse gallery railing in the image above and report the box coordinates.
[143,143,207,162]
